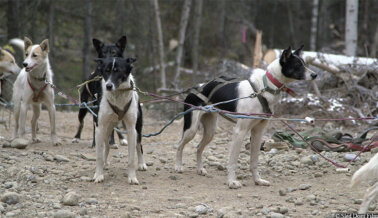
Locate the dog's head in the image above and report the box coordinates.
[23,37,49,73]
[0,48,20,75]
[279,45,317,81]
[92,36,127,58]
[95,57,136,91]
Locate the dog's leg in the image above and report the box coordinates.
[196,113,217,176]
[31,104,41,143]
[117,123,128,146]
[104,123,116,168]
[72,107,87,143]
[250,120,270,186]
[45,98,60,146]
[12,99,21,139]
[91,107,99,148]
[359,181,378,214]
[227,120,251,189]
[93,121,107,183]
[125,118,139,185]
[18,100,28,138]
[175,111,201,173]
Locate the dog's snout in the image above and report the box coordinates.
[311,73,318,79]
[23,62,28,67]
[106,83,113,91]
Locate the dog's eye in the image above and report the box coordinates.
[25,53,29,56]
[32,53,37,57]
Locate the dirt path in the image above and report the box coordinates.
[0,110,376,217]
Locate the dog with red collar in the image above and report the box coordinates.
[174,45,317,189]
[12,37,60,146]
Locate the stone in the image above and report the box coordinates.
[1,192,20,204]
[54,155,70,162]
[195,204,209,215]
[270,212,284,218]
[79,208,88,216]
[344,153,360,161]
[159,158,167,164]
[53,210,75,218]
[300,156,314,165]
[294,198,304,206]
[278,189,287,196]
[5,209,21,217]
[217,207,232,218]
[85,198,98,205]
[62,192,80,206]
[306,194,316,202]
[299,184,311,190]
[370,147,378,154]
[10,138,29,149]
[146,161,154,166]
[353,199,363,204]
[279,206,288,214]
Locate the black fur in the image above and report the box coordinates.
[183,76,239,131]
[136,101,143,144]
[74,36,128,147]
[279,45,306,80]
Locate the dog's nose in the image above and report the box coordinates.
[106,83,113,91]
[23,62,28,67]
[311,73,317,79]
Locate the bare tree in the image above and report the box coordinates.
[345,0,358,56]
[173,0,192,88]
[191,0,203,82]
[7,0,20,40]
[82,0,93,80]
[152,0,166,89]
[48,0,55,65]
[310,0,319,51]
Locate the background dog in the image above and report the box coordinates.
[12,37,60,146]
[93,57,146,184]
[175,46,317,189]
[72,36,128,147]
[351,152,378,214]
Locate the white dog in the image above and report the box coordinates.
[351,152,378,214]
[12,37,60,146]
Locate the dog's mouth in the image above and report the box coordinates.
[25,64,37,72]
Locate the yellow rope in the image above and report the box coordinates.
[76,75,102,102]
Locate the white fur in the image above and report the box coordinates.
[93,75,146,184]
[351,153,378,213]
[175,59,315,189]
[12,45,59,145]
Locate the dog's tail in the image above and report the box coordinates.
[351,153,378,188]
[9,38,24,50]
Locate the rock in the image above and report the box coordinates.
[5,209,21,217]
[1,192,20,204]
[195,204,209,215]
[217,164,226,171]
[80,153,96,161]
[261,207,269,215]
[121,212,132,218]
[294,198,304,206]
[353,199,363,204]
[207,156,217,161]
[269,212,284,218]
[300,156,314,165]
[311,210,319,215]
[159,158,167,164]
[43,153,54,161]
[168,175,180,180]
[299,184,311,190]
[53,210,75,218]
[310,155,319,162]
[146,161,154,166]
[10,138,29,149]
[370,147,378,154]
[344,153,360,161]
[85,198,98,205]
[0,204,4,213]
[62,192,80,206]
[306,194,316,202]
[79,208,88,216]
[217,207,232,218]
[279,206,288,214]
[4,182,17,189]
[278,188,287,196]
[54,155,70,162]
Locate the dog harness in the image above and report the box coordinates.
[264,71,296,97]
[108,98,133,121]
[27,76,48,102]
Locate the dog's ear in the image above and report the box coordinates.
[24,37,33,51]
[294,44,304,56]
[40,39,50,53]
[280,46,292,63]
[126,57,136,64]
[116,36,127,52]
[92,38,104,53]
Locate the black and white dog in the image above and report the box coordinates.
[93,57,146,184]
[175,46,317,189]
[73,36,128,147]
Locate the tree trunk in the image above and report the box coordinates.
[310,0,319,51]
[191,0,203,83]
[48,0,55,65]
[152,0,166,89]
[345,0,358,56]
[218,0,226,59]
[7,0,19,40]
[173,0,192,88]
[82,0,93,80]
[371,24,378,58]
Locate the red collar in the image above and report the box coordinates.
[27,77,48,102]
[265,71,297,97]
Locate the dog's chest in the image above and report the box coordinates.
[105,90,133,110]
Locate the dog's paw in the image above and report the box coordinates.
[197,167,208,176]
[254,178,270,186]
[128,177,139,185]
[228,180,242,189]
[120,139,128,146]
[32,138,41,143]
[138,163,148,171]
[72,138,79,143]
[93,173,104,183]
[175,165,184,173]
[103,161,110,169]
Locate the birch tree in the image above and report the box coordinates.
[310,0,319,51]
[192,0,203,82]
[345,0,358,56]
[152,0,166,89]
[173,0,192,88]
